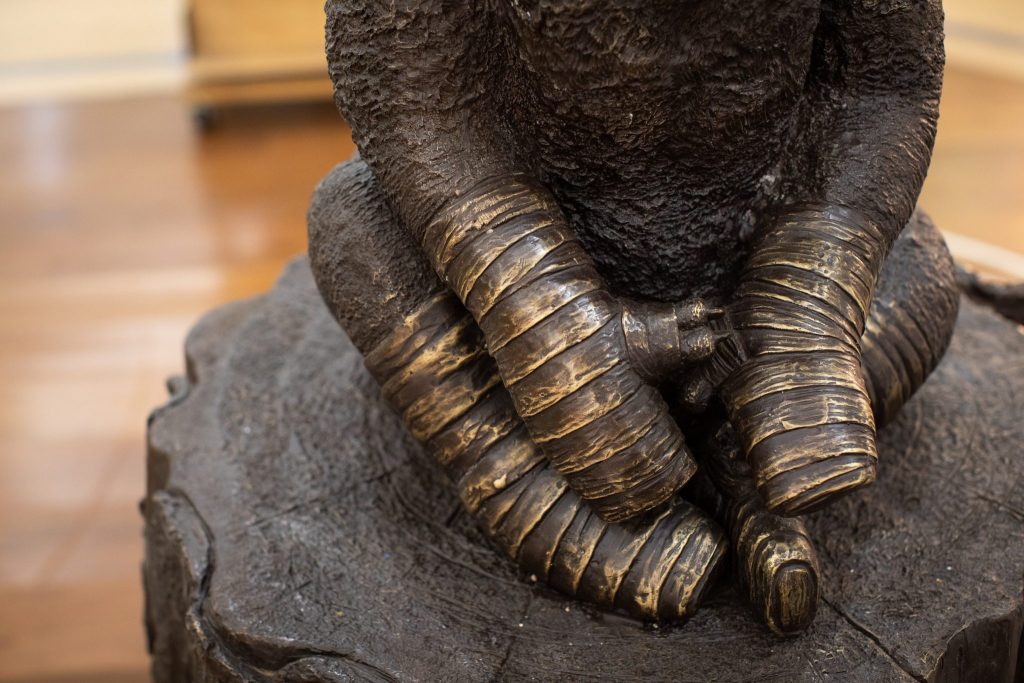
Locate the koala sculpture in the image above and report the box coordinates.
[308,0,959,635]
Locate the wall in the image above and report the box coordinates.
[0,0,186,104]
[946,0,1024,80]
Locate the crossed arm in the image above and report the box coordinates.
[326,0,948,522]
[721,0,945,514]
[328,0,718,522]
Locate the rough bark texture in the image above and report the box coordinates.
[144,259,1024,682]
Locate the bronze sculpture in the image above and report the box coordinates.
[308,0,960,635]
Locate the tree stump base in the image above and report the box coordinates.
[144,259,1024,682]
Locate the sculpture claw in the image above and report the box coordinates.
[675,299,724,328]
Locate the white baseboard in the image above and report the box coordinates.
[0,9,1020,104]
[943,232,1024,281]
[0,55,186,106]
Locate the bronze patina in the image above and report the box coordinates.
[308,0,960,635]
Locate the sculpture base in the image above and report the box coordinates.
[144,258,1024,682]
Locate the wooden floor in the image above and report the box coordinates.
[0,65,1021,683]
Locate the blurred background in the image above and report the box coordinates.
[0,1,1021,681]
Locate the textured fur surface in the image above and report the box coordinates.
[324,0,943,301]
